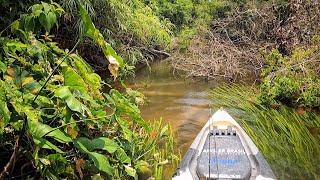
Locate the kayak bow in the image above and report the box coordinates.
[172,110,276,180]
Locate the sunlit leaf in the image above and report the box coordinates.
[160,124,168,138]
[4,66,41,94]
[158,159,169,165]
[39,158,51,165]
[79,4,122,80]
[13,102,39,122]
[124,165,137,179]
[63,66,88,92]
[116,148,131,164]
[54,86,84,113]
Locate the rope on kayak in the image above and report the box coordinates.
[209,108,219,179]
[208,108,219,179]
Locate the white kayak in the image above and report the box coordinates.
[172,109,276,180]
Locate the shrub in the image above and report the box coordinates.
[259,45,320,108]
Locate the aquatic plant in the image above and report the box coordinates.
[210,84,320,179]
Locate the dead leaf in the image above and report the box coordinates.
[76,159,85,180]
[271,104,281,108]
[296,106,305,115]
[107,55,119,81]
[67,126,78,139]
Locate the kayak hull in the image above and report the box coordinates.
[172,110,276,180]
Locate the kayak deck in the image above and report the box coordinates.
[197,127,251,179]
[172,110,276,180]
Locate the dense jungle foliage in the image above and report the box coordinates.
[0,1,179,179]
[1,0,320,179]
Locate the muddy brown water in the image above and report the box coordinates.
[127,61,222,178]
[127,61,320,179]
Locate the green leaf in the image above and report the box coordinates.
[124,165,137,180]
[79,4,122,80]
[13,102,40,122]
[47,154,68,174]
[54,86,84,113]
[63,66,87,92]
[46,12,57,31]
[24,16,35,32]
[79,5,96,39]
[41,2,51,14]
[0,61,6,73]
[116,148,131,164]
[110,90,150,132]
[88,152,114,175]
[0,81,10,138]
[39,12,56,32]
[31,4,43,15]
[160,124,168,137]
[74,137,119,153]
[90,137,119,153]
[4,66,41,94]
[11,20,20,34]
[28,120,72,143]
[33,136,64,153]
[73,138,90,153]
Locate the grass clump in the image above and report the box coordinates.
[210,84,320,179]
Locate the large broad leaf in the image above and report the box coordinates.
[79,5,122,80]
[24,16,35,32]
[28,120,72,143]
[63,66,88,92]
[39,12,56,32]
[88,152,114,175]
[73,138,90,153]
[116,148,131,164]
[124,165,138,180]
[54,86,84,113]
[74,137,119,153]
[12,102,40,122]
[4,66,41,94]
[33,136,64,153]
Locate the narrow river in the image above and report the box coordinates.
[127,61,320,180]
[128,61,216,155]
